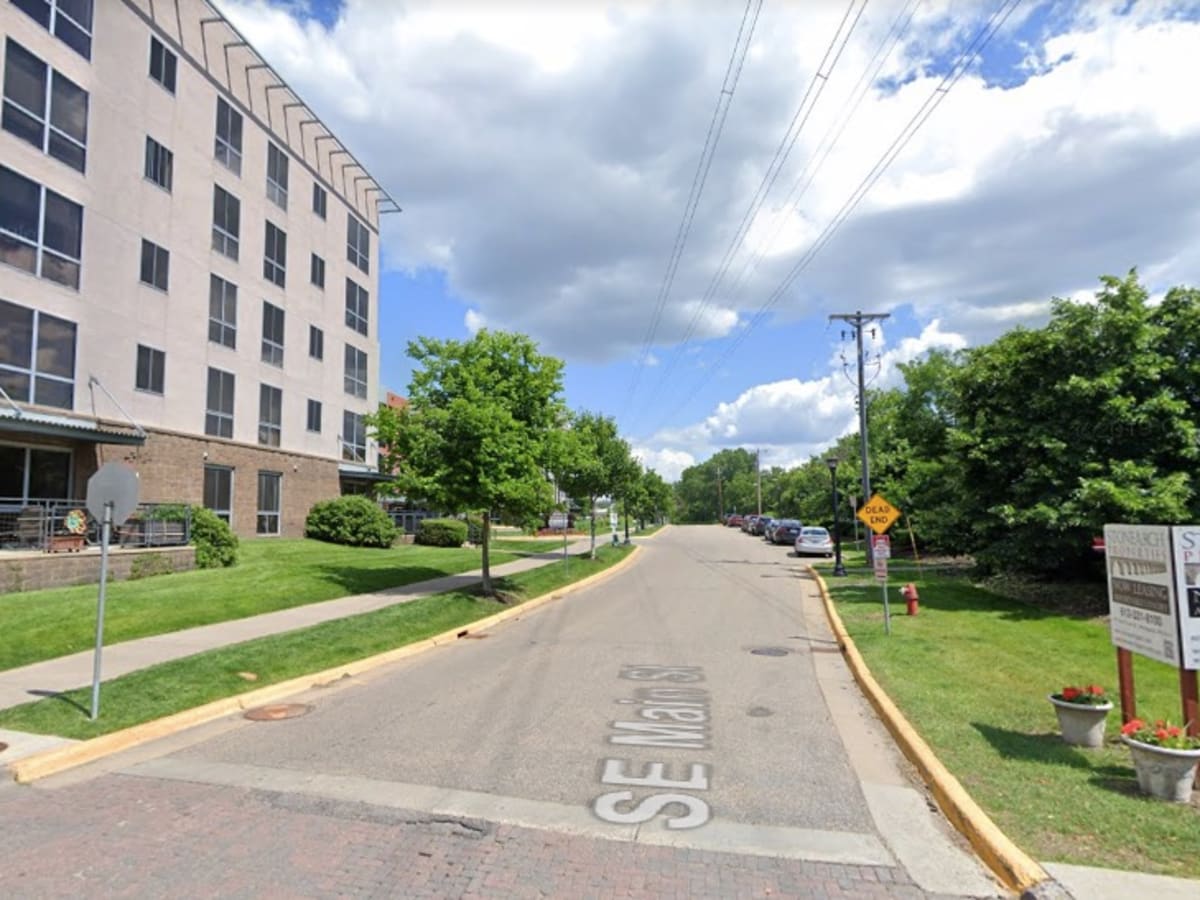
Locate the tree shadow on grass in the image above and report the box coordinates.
[312,565,453,594]
[971,721,1131,780]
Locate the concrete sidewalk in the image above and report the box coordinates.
[0,537,602,713]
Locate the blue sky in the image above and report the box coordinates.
[225,0,1200,479]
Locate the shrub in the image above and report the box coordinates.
[415,517,467,547]
[305,496,398,548]
[189,505,239,568]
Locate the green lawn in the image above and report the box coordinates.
[0,539,518,672]
[825,560,1199,879]
[0,544,635,739]
[488,538,567,554]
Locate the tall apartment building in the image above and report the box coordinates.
[0,0,399,537]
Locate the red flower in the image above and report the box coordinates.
[1061,687,1081,701]
[1167,726,1183,738]
[1121,719,1145,736]
[1085,685,1104,696]
[1155,728,1170,741]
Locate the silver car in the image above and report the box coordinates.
[794,526,833,557]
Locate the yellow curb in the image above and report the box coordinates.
[808,565,1049,895]
[8,546,643,784]
[634,524,671,540]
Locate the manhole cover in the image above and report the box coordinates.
[747,706,774,717]
[749,647,790,657]
[244,703,312,721]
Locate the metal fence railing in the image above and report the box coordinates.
[0,499,191,552]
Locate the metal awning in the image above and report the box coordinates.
[338,463,394,483]
[0,408,146,446]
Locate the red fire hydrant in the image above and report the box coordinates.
[900,583,919,616]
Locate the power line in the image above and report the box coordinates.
[641,0,1023,437]
[620,0,764,421]
[631,0,868,428]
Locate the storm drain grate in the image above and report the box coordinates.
[749,647,790,657]
[244,703,313,721]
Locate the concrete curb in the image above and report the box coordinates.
[7,546,643,784]
[807,565,1051,896]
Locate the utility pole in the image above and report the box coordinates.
[755,449,762,516]
[830,310,889,561]
[716,465,724,523]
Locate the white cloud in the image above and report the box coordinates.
[221,0,1200,474]
[640,318,968,475]
[464,308,487,334]
[631,445,695,483]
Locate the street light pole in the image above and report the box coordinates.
[827,456,847,577]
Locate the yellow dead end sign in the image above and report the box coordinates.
[857,493,901,534]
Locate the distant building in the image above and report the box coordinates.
[0,0,399,536]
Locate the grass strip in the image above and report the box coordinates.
[0,540,518,672]
[0,544,634,740]
[826,561,1199,879]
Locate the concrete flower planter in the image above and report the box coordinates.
[1048,695,1112,748]
[1122,736,1200,802]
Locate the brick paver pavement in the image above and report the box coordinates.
[0,775,951,899]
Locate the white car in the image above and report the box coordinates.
[794,526,833,557]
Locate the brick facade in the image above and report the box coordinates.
[88,428,341,539]
[0,546,195,594]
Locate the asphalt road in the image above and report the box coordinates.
[1,526,1003,898]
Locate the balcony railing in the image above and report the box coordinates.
[0,499,191,552]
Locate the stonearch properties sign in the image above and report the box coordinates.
[1104,524,1200,670]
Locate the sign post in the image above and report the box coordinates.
[858,495,901,635]
[85,463,139,721]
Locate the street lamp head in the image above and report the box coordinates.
[825,456,839,472]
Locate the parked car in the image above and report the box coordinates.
[771,519,802,545]
[726,513,744,527]
[752,517,773,537]
[794,526,834,556]
[742,514,759,533]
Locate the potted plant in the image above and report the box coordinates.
[1047,684,1112,748]
[1120,718,1200,802]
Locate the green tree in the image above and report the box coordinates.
[554,411,635,558]
[949,271,1196,576]
[674,448,758,522]
[367,330,565,595]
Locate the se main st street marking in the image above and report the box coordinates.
[591,665,713,831]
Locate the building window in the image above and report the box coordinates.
[347,213,370,274]
[310,253,325,289]
[266,142,288,209]
[263,221,286,287]
[2,39,88,173]
[0,165,82,289]
[139,239,169,291]
[11,0,93,59]
[0,445,72,502]
[261,301,284,367]
[211,186,240,260]
[134,344,165,394]
[149,36,177,94]
[345,278,369,336]
[342,410,366,462]
[0,297,75,409]
[205,367,235,438]
[312,182,327,219]
[256,471,281,535]
[344,344,367,399]
[258,383,282,447]
[306,398,322,433]
[144,136,172,191]
[308,325,324,361]
[214,97,242,174]
[208,275,237,349]
[203,465,233,524]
